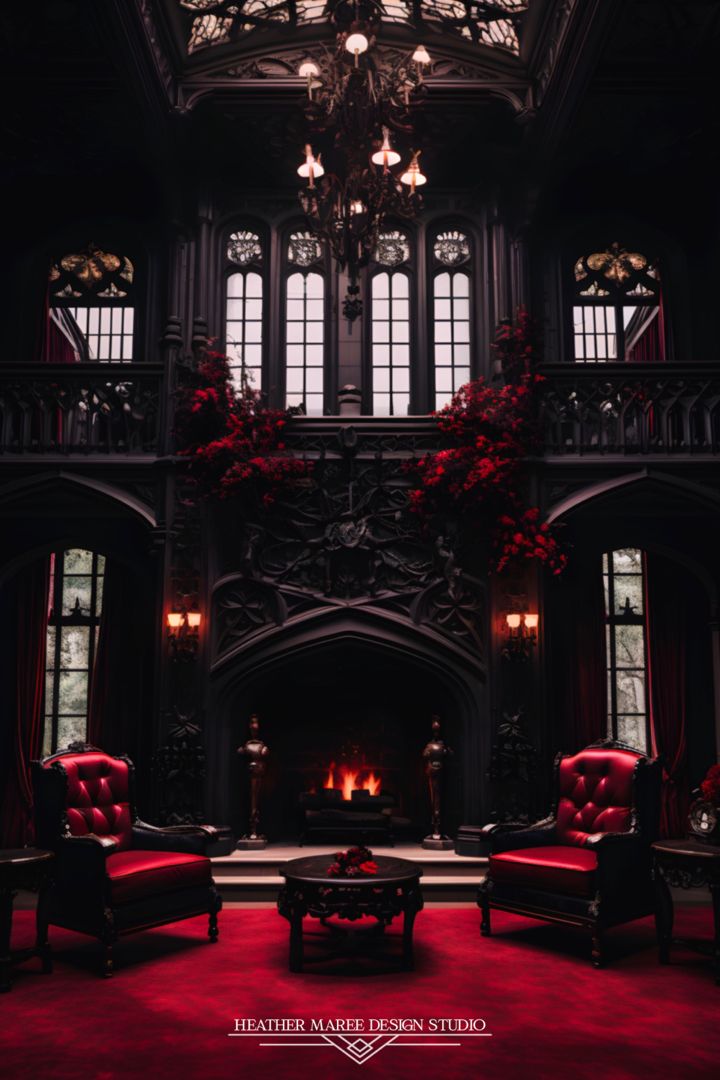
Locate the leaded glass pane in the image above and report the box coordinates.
[285,271,325,414]
[227,230,263,266]
[288,231,322,267]
[372,271,411,416]
[374,230,410,267]
[433,230,470,267]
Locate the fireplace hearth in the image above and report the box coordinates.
[298,788,402,845]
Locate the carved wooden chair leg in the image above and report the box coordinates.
[479,891,491,936]
[591,929,604,968]
[209,908,219,942]
[101,911,116,977]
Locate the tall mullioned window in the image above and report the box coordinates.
[603,547,648,753]
[285,231,325,416]
[48,245,135,362]
[43,548,105,755]
[225,229,264,393]
[432,230,472,409]
[572,243,663,363]
[371,230,411,416]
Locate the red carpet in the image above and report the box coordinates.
[2,905,719,1079]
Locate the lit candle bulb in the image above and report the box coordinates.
[400,150,427,194]
[346,32,368,67]
[298,59,320,100]
[371,126,401,172]
[297,144,324,189]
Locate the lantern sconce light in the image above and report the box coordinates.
[503,611,539,661]
[167,608,202,661]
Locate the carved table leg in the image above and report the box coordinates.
[0,889,14,992]
[35,887,53,975]
[289,906,304,974]
[711,883,720,986]
[653,867,673,965]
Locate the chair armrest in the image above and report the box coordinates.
[132,820,216,855]
[583,832,650,892]
[53,834,116,899]
[64,833,119,851]
[484,817,557,855]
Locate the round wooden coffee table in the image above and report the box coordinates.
[0,848,54,992]
[278,854,423,972]
[652,838,720,984]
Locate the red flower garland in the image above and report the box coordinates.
[174,351,311,506]
[409,309,566,575]
[327,846,379,878]
[701,764,720,805]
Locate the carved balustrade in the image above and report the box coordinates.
[0,364,164,454]
[540,364,720,457]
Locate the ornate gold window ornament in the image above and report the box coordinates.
[573,243,660,299]
[227,229,263,266]
[49,245,135,300]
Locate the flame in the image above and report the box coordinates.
[323,762,381,800]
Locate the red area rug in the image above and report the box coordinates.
[2,905,719,1079]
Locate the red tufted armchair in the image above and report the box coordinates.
[32,744,222,975]
[478,740,661,966]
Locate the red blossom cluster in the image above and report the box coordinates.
[326,846,378,878]
[409,309,566,575]
[174,351,311,505]
[700,764,720,805]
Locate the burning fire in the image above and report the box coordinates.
[324,762,382,801]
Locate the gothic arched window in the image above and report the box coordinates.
[572,243,663,363]
[48,245,135,362]
[285,231,325,415]
[43,547,105,755]
[603,547,648,753]
[225,228,264,392]
[370,230,412,416]
[431,229,472,409]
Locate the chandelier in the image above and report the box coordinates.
[295,2,430,321]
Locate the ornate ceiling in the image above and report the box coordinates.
[175,0,529,57]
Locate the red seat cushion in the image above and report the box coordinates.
[105,850,212,905]
[489,846,598,897]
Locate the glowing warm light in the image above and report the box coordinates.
[506,613,522,630]
[167,612,183,630]
[346,33,369,62]
[187,611,202,630]
[298,60,319,78]
[297,144,324,187]
[400,151,426,192]
[371,127,401,170]
[524,613,539,630]
[323,762,382,800]
[412,45,431,66]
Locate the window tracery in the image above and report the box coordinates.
[225,229,264,391]
[48,244,136,363]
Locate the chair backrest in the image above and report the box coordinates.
[37,748,134,851]
[555,745,644,846]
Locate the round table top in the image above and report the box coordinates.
[652,838,720,859]
[281,854,423,886]
[0,848,54,867]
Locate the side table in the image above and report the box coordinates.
[0,848,55,992]
[652,838,720,985]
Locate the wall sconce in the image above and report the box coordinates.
[503,612,539,661]
[167,609,202,661]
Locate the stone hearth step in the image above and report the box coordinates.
[211,843,487,902]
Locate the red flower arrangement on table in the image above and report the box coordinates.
[174,351,311,506]
[408,308,567,575]
[701,764,720,805]
[327,846,379,878]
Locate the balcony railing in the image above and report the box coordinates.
[540,364,720,456]
[0,364,164,455]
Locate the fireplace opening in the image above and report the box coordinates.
[224,639,471,844]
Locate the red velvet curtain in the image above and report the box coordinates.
[40,283,80,364]
[0,559,50,847]
[645,552,688,837]
[549,553,607,753]
[87,559,143,757]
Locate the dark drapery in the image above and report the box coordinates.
[548,553,607,753]
[87,558,144,759]
[645,552,688,838]
[0,559,50,847]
